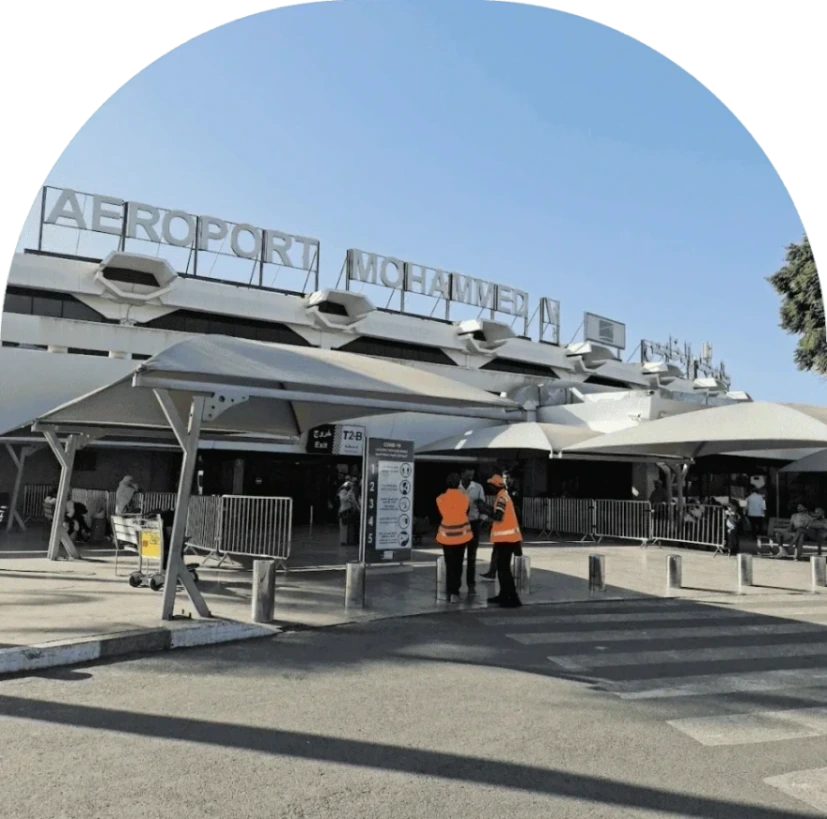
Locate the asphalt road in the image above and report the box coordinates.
[3,596,827,818]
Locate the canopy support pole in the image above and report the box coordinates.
[43,432,80,561]
[4,443,40,533]
[155,390,211,621]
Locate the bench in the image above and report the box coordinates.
[757,516,826,559]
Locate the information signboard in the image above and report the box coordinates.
[306,424,366,456]
[360,438,414,564]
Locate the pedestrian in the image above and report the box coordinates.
[745,488,766,537]
[436,473,473,603]
[486,474,523,608]
[481,471,511,581]
[460,467,487,594]
[115,475,139,515]
[725,502,741,556]
[337,481,359,546]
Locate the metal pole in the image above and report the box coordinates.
[435,556,447,601]
[589,554,605,592]
[812,556,827,591]
[43,432,80,560]
[38,186,46,251]
[309,504,314,539]
[119,202,128,251]
[252,559,276,623]
[193,216,200,276]
[666,554,682,593]
[514,555,531,594]
[157,393,211,620]
[5,444,32,533]
[737,553,753,593]
[345,561,365,608]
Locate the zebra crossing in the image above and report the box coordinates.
[476,594,827,814]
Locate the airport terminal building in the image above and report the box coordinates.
[0,186,748,525]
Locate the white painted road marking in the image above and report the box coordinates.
[509,621,827,645]
[764,767,827,813]
[481,605,827,628]
[548,640,827,670]
[668,707,827,746]
[605,668,827,700]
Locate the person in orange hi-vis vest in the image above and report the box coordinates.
[486,474,523,608]
[436,473,473,603]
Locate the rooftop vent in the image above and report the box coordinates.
[95,252,177,304]
[566,341,619,369]
[305,289,375,330]
[455,319,515,355]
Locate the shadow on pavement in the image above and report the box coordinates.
[0,691,813,819]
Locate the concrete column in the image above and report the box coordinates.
[252,559,276,623]
[737,553,753,593]
[812,556,827,591]
[515,555,531,594]
[346,561,365,609]
[589,554,605,592]
[435,557,447,601]
[666,554,682,592]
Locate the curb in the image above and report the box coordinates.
[0,620,277,678]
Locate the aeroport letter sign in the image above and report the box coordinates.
[43,187,320,272]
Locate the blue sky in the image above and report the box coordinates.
[21,0,815,401]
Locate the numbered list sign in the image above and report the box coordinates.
[361,438,414,564]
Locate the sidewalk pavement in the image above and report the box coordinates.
[2,526,825,676]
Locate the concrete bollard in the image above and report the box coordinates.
[589,554,606,592]
[812,556,827,590]
[435,556,447,601]
[345,561,366,609]
[666,554,682,592]
[737,553,753,593]
[514,555,531,595]
[252,559,276,623]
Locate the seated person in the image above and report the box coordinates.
[791,507,827,559]
[770,505,813,557]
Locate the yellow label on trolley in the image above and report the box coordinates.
[139,529,162,559]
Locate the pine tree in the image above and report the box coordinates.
[768,235,826,374]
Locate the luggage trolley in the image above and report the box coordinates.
[128,513,199,591]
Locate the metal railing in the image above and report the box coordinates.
[217,495,293,564]
[547,498,595,540]
[594,500,652,544]
[17,485,295,565]
[651,502,726,549]
[519,497,725,549]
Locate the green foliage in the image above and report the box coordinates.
[768,235,826,374]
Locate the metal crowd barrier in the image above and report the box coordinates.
[22,484,51,520]
[519,497,726,550]
[186,495,222,554]
[217,495,293,566]
[139,492,177,513]
[651,502,726,549]
[547,498,595,541]
[70,488,110,518]
[594,500,652,544]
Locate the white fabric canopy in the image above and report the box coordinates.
[781,449,827,473]
[418,422,599,457]
[564,402,827,460]
[32,335,516,439]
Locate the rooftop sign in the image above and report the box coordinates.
[344,248,561,343]
[37,186,321,290]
